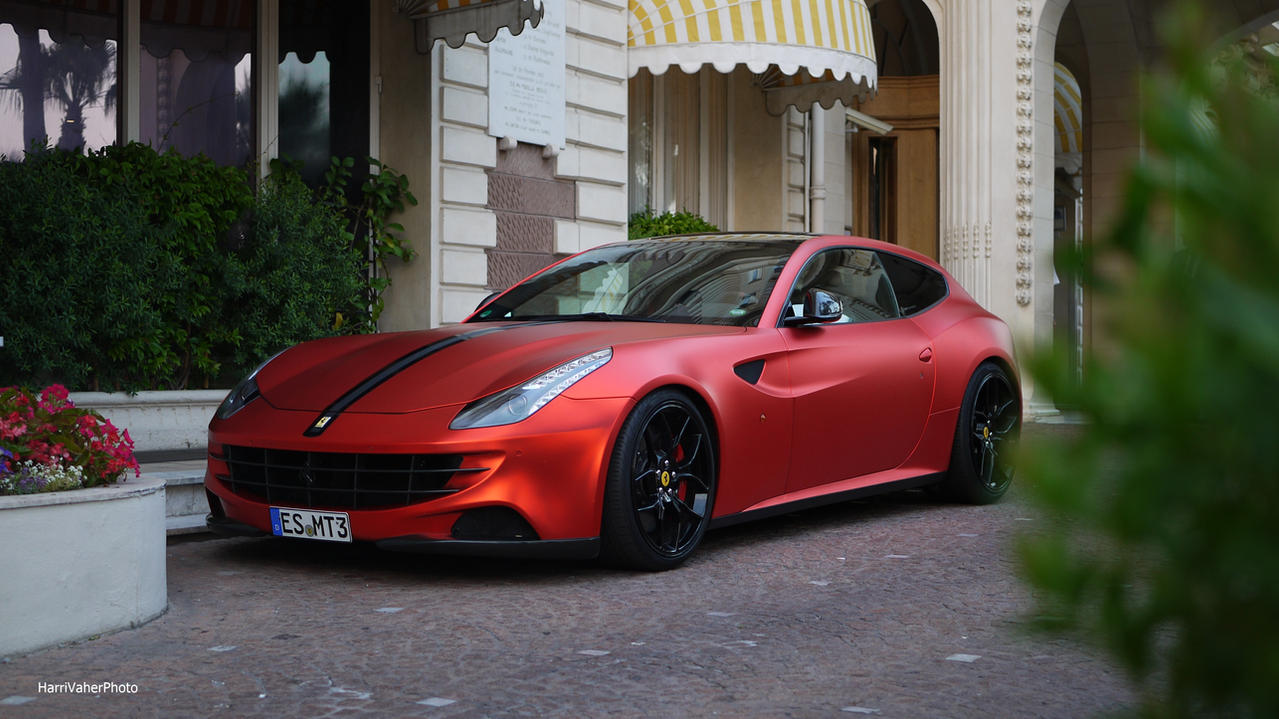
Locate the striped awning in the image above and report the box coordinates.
[628,0,877,115]
[1053,62,1082,155]
[397,0,544,51]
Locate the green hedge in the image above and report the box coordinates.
[0,144,363,391]
[627,208,718,239]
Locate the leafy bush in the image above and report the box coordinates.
[1018,5,1279,717]
[627,208,718,239]
[0,148,186,389]
[222,170,365,371]
[0,143,389,391]
[0,385,140,493]
[92,143,256,388]
[317,156,418,329]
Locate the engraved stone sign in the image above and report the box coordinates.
[488,0,565,149]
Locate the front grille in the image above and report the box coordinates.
[219,446,480,510]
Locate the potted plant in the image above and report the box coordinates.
[1,384,140,493]
[0,385,166,657]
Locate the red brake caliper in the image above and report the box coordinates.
[674,443,686,500]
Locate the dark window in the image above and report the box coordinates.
[787,248,902,324]
[867,136,895,242]
[278,0,368,189]
[139,0,255,168]
[877,251,948,315]
[0,2,119,157]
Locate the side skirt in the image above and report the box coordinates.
[708,473,944,531]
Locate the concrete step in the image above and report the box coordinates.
[139,461,208,537]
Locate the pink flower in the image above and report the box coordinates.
[1,385,142,492]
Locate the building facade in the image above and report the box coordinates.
[4,0,1279,407]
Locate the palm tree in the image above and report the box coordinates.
[44,39,116,150]
[0,32,115,153]
[0,26,49,151]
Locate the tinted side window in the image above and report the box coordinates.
[877,252,949,316]
[787,249,901,323]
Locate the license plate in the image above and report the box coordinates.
[270,507,352,543]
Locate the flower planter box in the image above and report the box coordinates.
[0,478,168,657]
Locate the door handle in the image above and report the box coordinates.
[918,347,933,362]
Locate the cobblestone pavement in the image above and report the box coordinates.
[0,425,1133,718]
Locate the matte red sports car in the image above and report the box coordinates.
[205,233,1020,569]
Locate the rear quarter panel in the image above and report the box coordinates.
[912,300,1019,414]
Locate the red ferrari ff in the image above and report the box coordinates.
[205,233,1020,570]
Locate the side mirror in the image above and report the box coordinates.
[783,289,842,326]
[805,289,843,323]
[476,291,502,312]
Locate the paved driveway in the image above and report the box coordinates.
[0,425,1133,718]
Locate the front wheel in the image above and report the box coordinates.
[601,390,716,570]
[937,362,1020,504]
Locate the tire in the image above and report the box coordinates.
[601,389,717,571]
[938,362,1020,504]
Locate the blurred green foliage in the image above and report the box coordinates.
[1019,5,1279,718]
[627,208,718,239]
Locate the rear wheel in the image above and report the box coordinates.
[938,362,1020,504]
[601,390,716,570]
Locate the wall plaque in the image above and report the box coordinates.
[488,0,565,149]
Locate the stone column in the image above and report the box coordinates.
[937,1,1038,366]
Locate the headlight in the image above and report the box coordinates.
[215,350,285,420]
[450,348,612,429]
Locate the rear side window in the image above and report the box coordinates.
[877,252,948,316]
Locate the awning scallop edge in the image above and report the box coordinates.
[398,0,544,52]
[628,0,878,115]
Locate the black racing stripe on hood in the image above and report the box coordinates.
[301,323,548,437]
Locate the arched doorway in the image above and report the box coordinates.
[852,0,939,259]
[1053,61,1084,383]
[1034,0,1279,390]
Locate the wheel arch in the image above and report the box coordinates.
[929,315,1020,413]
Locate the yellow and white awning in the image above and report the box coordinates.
[398,0,544,51]
[1053,62,1082,155]
[628,0,877,115]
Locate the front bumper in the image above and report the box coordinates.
[206,514,600,559]
[204,395,632,555]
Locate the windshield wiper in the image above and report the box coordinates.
[510,312,668,323]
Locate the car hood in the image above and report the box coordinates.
[256,321,744,413]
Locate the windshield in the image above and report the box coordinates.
[470,239,802,326]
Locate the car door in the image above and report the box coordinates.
[781,248,936,494]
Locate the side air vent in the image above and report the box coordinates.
[733,359,766,385]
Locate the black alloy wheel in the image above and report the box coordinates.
[602,389,716,570]
[940,362,1020,504]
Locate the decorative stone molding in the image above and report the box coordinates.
[1014,0,1034,307]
